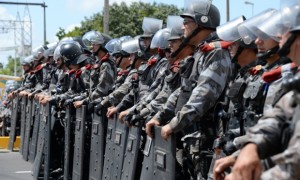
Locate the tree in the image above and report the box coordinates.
[56,27,67,40]
[0,56,22,77]
[57,2,181,39]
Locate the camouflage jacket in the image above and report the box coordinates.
[17,72,36,92]
[56,64,90,103]
[235,91,295,159]
[261,95,300,179]
[138,59,184,118]
[83,53,116,103]
[115,56,169,111]
[154,39,233,133]
[101,69,138,107]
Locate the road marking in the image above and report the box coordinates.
[15,171,32,174]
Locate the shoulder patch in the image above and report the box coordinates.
[200,41,232,52]
[100,53,110,62]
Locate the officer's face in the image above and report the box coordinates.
[56,58,63,69]
[91,44,101,53]
[68,64,80,70]
[255,37,278,53]
[280,31,300,65]
[22,65,30,72]
[141,37,151,49]
[118,56,130,70]
[169,39,181,53]
[228,42,239,58]
[182,17,197,38]
[279,31,290,49]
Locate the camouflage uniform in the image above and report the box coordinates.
[136,58,185,120]
[101,68,138,107]
[82,53,116,104]
[153,36,233,179]
[234,90,296,178]
[261,98,300,180]
[115,55,168,111]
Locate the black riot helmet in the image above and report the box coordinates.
[59,41,86,66]
[180,0,220,30]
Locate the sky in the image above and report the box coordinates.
[0,0,280,66]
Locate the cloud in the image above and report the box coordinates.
[0,6,15,20]
[65,23,81,32]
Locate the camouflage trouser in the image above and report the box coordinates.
[182,131,214,180]
[261,140,300,180]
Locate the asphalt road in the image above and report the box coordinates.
[0,149,33,180]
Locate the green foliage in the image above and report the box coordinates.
[56,2,180,39]
[56,27,66,40]
[0,56,22,76]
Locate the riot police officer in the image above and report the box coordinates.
[146,0,233,179]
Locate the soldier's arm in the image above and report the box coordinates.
[168,49,232,133]
[91,62,115,100]
[141,82,172,117]
[153,87,181,125]
[115,89,135,112]
[234,91,295,159]
[105,70,135,106]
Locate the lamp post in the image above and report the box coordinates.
[245,1,254,16]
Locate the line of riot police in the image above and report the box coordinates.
[5,0,300,179]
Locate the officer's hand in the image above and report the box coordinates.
[12,90,18,96]
[118,110,129,123]
[106,106,118,118]
[73,101,83,109]
[227,143,262,180]
[40,96,51,105]
[214,155,236,180]
[161,124,172,141]
[94,103,103,116]
[19,90,29,97]
[35,93,42,100]
[28,93,34,99]
[145,119,160,138]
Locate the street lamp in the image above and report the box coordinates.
[245,1,254,16]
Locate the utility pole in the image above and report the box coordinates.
[103,0,109,34]
[226,0,230,22]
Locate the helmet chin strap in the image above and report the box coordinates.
[170,26,202,58]
[257,45,279,60]
[117,57,123,68]
[278,32,298,57]
[129,56,138,70]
